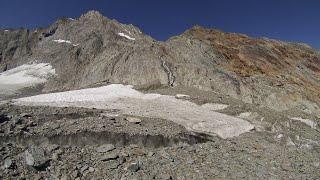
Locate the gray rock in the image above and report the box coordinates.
[25,145,50,169]
[12,116,22,125]
[160,151,174,162]
[126,117,142,124]
[127,162,140,172]
[60,175,72,180]
[20,113,32,118]
[46,144,60,153]
[88,167,95,172]
[3,157,13,169]
[100,152,119,161]
[96,144,115,153]
[71,170,80,178]
[147,151,155,157]
[80,165,89,173]
[106,160,120,170]
[118,156,126,165]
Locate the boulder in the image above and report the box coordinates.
[96,144,115,153]
[25,145,50,169]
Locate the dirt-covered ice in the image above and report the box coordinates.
[13,84,254,138]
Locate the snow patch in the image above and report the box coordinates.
[201,103,229,111]
[0,63,55,95]
[290,117,317,129]
[53,39,72,44]
[13,84,254,139]
[175,94,190,98]
[53,39,78,46]
[118,33,135,41]
[276,134,284,139]
[4,30,9,32]
[68,18,75,20]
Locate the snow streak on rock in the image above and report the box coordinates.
[118,33,135,40]
[162,60,175,86]
[175,94,190,98]
[53,39,78,46]
[53,39,72,44]
[13,84,254,138]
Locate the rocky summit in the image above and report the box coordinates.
[0,11,319,179]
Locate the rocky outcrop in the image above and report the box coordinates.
[0,10,319,115]
[166,26,320,114]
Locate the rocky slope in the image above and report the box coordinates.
[0,10,319,116]
[0,101,319,179]
[0,9,320,178]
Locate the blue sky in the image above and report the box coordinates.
[0,0,319,48]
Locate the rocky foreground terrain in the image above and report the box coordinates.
[0,11,319,179]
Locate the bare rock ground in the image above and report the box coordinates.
[0,86,319,179]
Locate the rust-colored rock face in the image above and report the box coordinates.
[180,26,320,107]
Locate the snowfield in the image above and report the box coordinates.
[0,63,55,96]
[13,84,254,138]
[118,33,135,40]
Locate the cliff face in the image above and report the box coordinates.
[0,11,319,115]
[165,26,320,113]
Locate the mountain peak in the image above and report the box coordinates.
[80,10,105,20]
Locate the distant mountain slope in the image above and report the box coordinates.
[0,11,319,115]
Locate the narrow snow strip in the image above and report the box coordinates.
[53,39,72,44]
[13,84,254,139]
[201,103,229,111]
[175,94,190,98]
[290,117,317,129]
[118,33,135,40]
[4,30,9,32]
[53,39,78,47]
[0,63,55,95]
[162,60,175,86]
[68,18,75,20]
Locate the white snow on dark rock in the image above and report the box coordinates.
[118,33,135,41]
